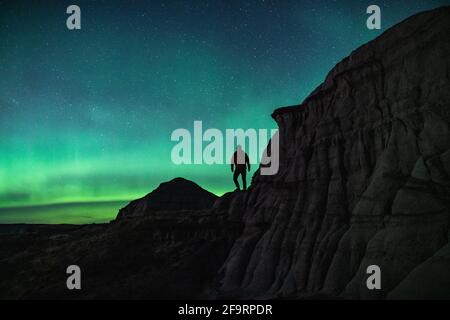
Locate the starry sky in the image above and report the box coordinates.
[1,0,449,223]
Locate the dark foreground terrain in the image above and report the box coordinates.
[0,179,242,299]
[1,7,450,299]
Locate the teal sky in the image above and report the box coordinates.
[1,0,449,223]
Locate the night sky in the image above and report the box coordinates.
[1,0,449,223]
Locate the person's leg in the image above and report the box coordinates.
[241,170,247,191]
[233,170,240,190]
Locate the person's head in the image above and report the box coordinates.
[237,145,242,152]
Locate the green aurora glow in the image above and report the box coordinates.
[1,0,449,223]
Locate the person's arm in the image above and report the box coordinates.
[246,154,250,171]
[231,163,234,172]
[231,154,235,172]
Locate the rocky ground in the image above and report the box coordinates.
[0,179,242,299]
[0,214,241,299]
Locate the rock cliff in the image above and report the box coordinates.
[216,6,450,299]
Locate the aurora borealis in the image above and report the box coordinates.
[1,0,449,223]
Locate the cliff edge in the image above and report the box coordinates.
[217,6,450,299]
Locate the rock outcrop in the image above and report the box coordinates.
[116,177,218,219]
[216,6,450,299]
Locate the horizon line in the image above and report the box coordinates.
[0,199,132,211]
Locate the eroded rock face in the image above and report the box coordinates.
[217,7,450,299]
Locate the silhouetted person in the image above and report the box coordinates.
[231,145,250,191]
